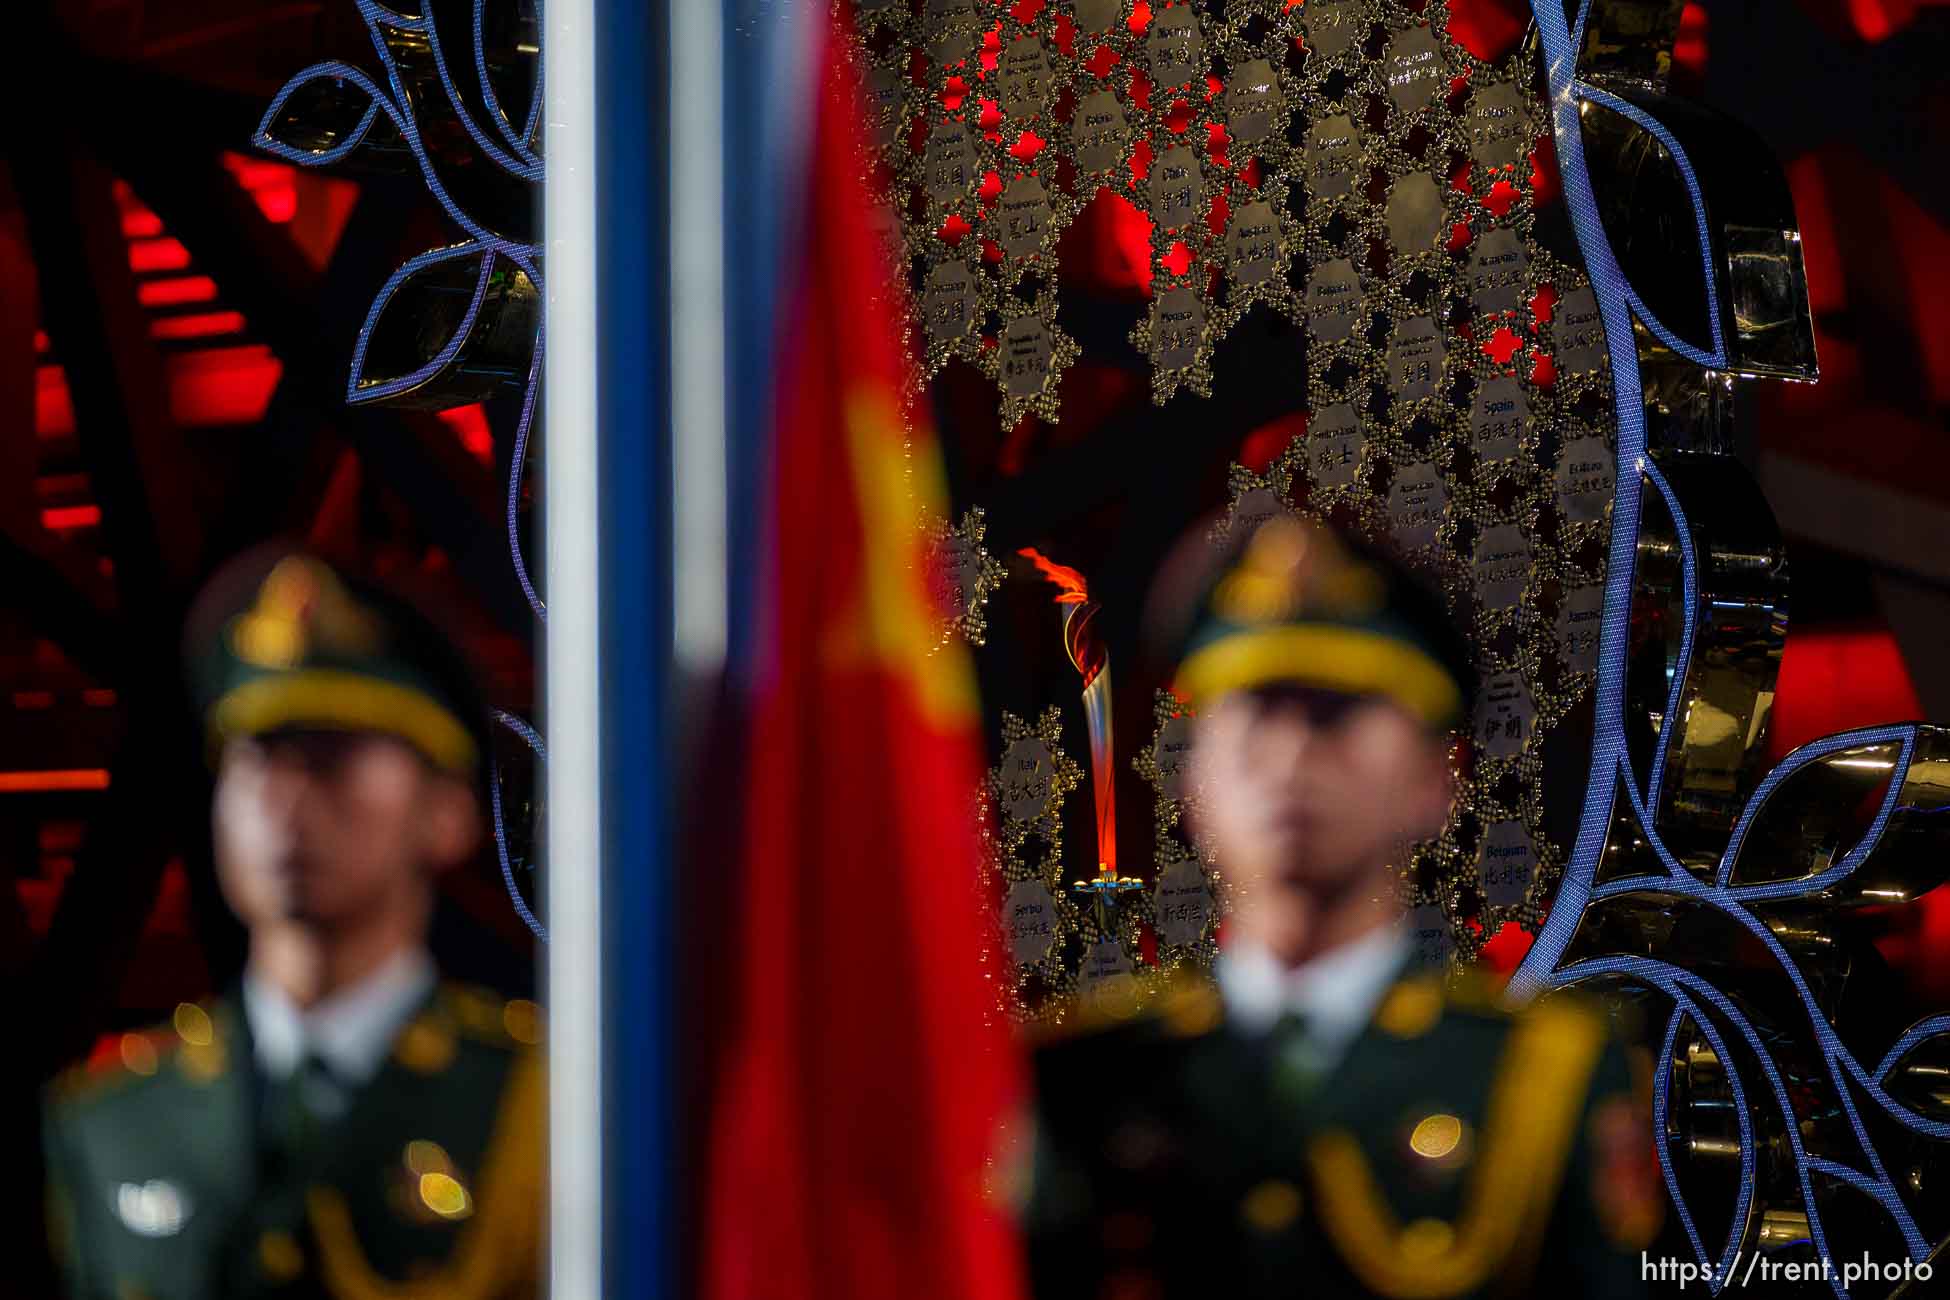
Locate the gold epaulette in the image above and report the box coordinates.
[46,1049,153,1108]
[1356,965,1515,1044]
[48,999,233,1105]
[1367,962,1593,1043]
[1437,964,1514,1015]
[437,984,544,1050]
[1021,972,1223,1048]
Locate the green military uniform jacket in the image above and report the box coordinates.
[43,984,543,1300]
[1026,971,1658,1299]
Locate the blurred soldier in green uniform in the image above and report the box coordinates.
[43,548,542,1299]
[1027,516,1658,1299]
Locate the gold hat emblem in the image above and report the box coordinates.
[1213,518,1384,626]
[228,556,381,669]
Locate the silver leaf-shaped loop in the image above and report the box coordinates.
[1655,995,1755,1287]
[491,709,547,940]
[1573,82,1727,367]
[254,61,406,167]
[473,0,543,165]
[1716,725,1950,905]
[348,241,540,408]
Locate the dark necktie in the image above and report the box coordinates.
[261,1051,346,1172]
[1268,1009,1328,1104]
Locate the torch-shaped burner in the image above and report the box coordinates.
[1020,549,1141,920]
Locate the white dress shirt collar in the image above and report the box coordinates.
[1217,922,1412,1070]
[242,947,437,1086]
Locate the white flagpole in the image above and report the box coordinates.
[544,0,603,1291]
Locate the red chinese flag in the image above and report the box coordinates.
[694,22,1027,1300]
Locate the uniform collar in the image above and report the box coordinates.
[1217,922,1410,1067]
[242,947,436,1086]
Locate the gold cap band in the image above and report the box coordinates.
[210,669,479,774]
[1173,624,1463,728]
